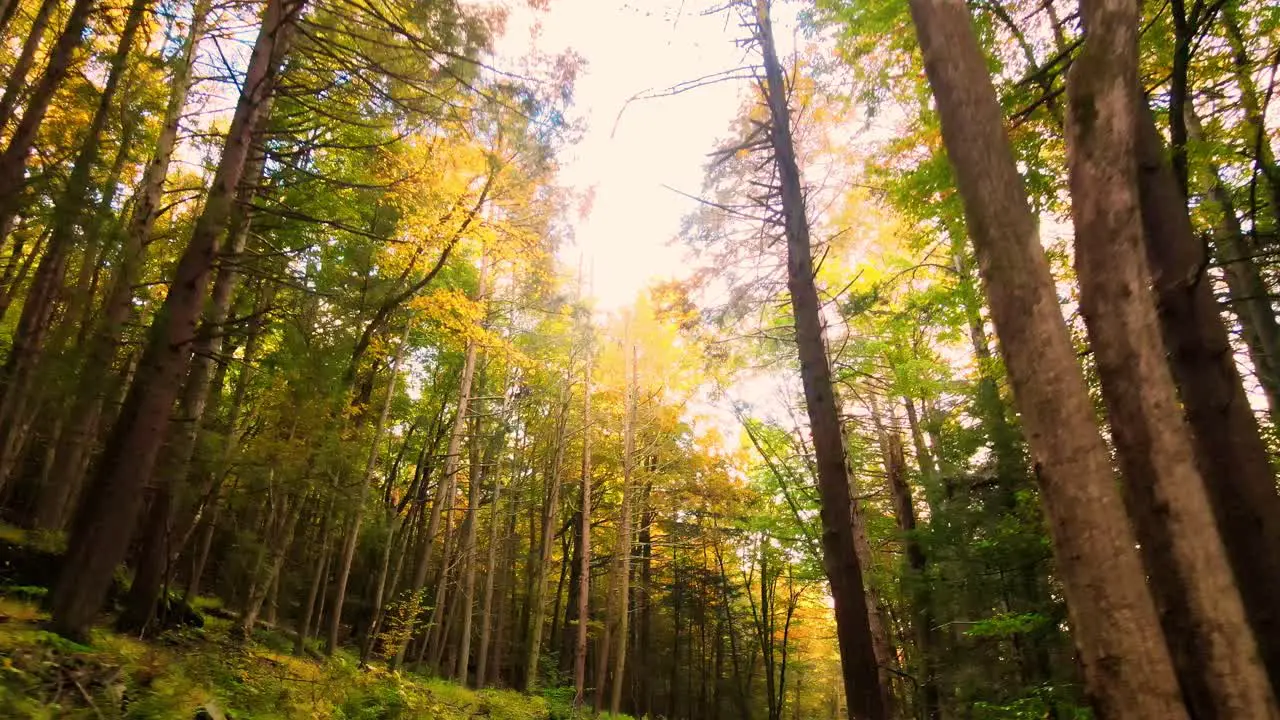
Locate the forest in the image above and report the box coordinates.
[0,0,1276,717]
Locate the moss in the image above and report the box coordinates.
[0,595,560,719]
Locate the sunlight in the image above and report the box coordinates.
[492,0,752,310]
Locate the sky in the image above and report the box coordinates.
[493,0,758,310]
[487,1,814,434]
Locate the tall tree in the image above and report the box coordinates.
[50,0,308,641]
[571,331,593,708]
[904,0,1187,716]
[1064,0,1276,713]
[748,2,888,717]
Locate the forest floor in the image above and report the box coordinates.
[0,528,600,720]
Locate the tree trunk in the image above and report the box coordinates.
[49,0,305,642]
[327,322,412,654]
[0,0,57,133]
[521,383,570,690]
[1221,9,1280,232]
[183,485,223,605]
[572,347,593,708]
[118,123,273,636]
[609,342,636,715]
[490,483,520,685]
[880,414,940,720]
[1183,109,1280,422]
[392,309,481,669]
[296,499,335,655]
[453,415,484,682]
[0,0,100,240]
[0,0,148,493]
[1138,101,1280,694]
[905,0,1186,716]
[1065,4,1277,713]
[36,0,214,531]
[752,3,887,717]
[475,422,513,687]
[240,495,302,637]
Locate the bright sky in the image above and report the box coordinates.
[489,1,813,437]
[495,0,755,309]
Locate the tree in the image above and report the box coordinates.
[903,0,1186,716]
[51,0,308,641]
[747,2,888,717]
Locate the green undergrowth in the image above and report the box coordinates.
[0,522,633,719]
[0,594,602,720]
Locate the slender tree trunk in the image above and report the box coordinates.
[1183,109,1280,422]
[905,1,1186,716]
[0,0,57,134]
[0,225,47,324]
[37,0,214,531]
[423,508,460,669]
[118,125,273,636]
[0,0,102,242]
[326,322,412,654]
[0,0,149,493]
[752,3,887,717]
[594,610,611,713]
[880,415,940,720]
[1222,9,1280,231]
[521,383,570,690]
[1064,4,1277,714]
[903,397,936,485]
[572,346,593,708]
[848,489,895,698]
[453,417,484,682]
[609,342,636,715]
[362,512,404,663]
[49,0,306,641]
[490,486,520,685]
[475,428,513,687]
[241,496,302,637]
[558,508,580,676]
[296,499,335,655]
[392,311,481,670]
[183,485,224,605]
[458,379,509,684]
[639,505,655,717]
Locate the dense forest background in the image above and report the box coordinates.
[0,0,1275,718]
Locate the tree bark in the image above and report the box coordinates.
[475,408,514,687]
[752,2,887,717]
[1065,1,1277,715]
[879,413,940,720]
[1137,101,1280,695]
[118,121,273,636]
[1183,108,1280,422]
[49,0,306,642]
[240,495,302,637]
[905,0,1186,716]
[453,414,485,682]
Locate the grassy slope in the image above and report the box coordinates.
[0,594,571,719]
